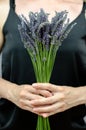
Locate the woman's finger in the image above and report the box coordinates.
[33,101,65,114]
[31,93,64,106]
[32,83,64,92]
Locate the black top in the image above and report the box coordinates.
[0,0,86,129]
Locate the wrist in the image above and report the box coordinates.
[6,83,18,102]
[76,86,86,105]
[0,78,17,101]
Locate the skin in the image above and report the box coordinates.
[0,0,86,118]
[32,83,86,117]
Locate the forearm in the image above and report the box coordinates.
[0,78,17,100]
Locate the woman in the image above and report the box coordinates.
[0,0,86,129]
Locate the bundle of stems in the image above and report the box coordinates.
[18,9,75,130]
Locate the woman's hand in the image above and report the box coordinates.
[31,83,83,117]
[7,84,52,114]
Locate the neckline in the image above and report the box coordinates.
[67,1,85,26]
[3,1,85,34]
[15,1,85,25]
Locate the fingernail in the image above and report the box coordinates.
[32,83,37,87]
[42,114,47,118]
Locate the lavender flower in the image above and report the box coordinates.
[18,8,76,130]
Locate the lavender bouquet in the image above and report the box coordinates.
[18,9,75,130]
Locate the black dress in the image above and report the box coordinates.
[0,0,86,129]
